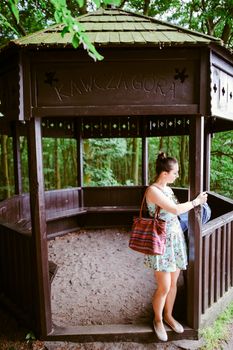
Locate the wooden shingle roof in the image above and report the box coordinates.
[7,8,222,48]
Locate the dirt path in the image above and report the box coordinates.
[48,228,155,327]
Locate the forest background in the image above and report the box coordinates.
[0,0,232,200]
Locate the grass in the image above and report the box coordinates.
[200,301,233,350]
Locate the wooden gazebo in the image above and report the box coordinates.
[0,8,233,342]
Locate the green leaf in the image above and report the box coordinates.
[61,26,69,37]
[25,331,36,341]
[8,0,19,23]
[72,34,80,48]
[102,0,121,6]
[0,14,19,34]
[75,0,85,8]
[54,10,62,23]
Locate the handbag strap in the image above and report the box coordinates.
[139,187,161,220]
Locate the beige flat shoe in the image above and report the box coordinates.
[164,319,184,333]
[153,320,168,342]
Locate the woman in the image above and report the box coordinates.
[145,152,208,342]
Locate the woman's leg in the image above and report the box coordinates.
[153,271,171,322]
[152,271,171,341]
[163,269,182,327]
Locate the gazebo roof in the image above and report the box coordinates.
[4,8,223,49]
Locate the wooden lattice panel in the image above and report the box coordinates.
[40,116,190,138]
[146,116,189,136]
[81,117,140,138]
[41,118,75,137]
[211,54,233,120]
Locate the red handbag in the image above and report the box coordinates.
[129,189,166,255]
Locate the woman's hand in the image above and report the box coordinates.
[193,192,208,207]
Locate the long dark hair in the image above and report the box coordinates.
[155,152,178,178]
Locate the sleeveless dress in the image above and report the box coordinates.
[144,186,188,272]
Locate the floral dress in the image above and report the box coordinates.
[144,186,188,272]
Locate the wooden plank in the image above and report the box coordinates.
[131,32,145,43]
[119,32,134,43]
[214,228,221,302]
[46,323,197,343]
[202,235,210,313]
[209,231,216,306]
[109,32,120,43]
[220,225,226,296]
[32,105,199,118]
[95,32,110,44]
[187,115,204,329]
[12,123,22,194]
[203,131,211,191]
[225,222,231,291]
[199,49,210,115]
[202,211,233,237]
[18,234,26,305]
[28,117,52,336]
[56,189,62,213]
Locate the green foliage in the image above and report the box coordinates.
[210,131,233,198]
[200,301,233,350]
[124,0,232,48]
[1,0,232,58]
[8,0,19,23]
[1,0,120,59]
[42,138,77,190]
[25,330,36,343]
[83,138,130,186]
[50,0,103,60]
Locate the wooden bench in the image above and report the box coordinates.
[86,205,139,213]
[0,187,190,238]
[45,188,85,238]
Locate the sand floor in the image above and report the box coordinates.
[48,228,156,327]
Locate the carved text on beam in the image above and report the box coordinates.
[46,74,177,101]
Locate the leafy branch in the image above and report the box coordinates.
[6,0,121,61]
[211,151,233,160]
[50,0,104,61]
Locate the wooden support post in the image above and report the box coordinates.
[187,115,204,330]
[12,123,22,194]
[203,129,211,191]
[27,117,52,336]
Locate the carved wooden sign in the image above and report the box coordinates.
[211,55,233,120]
[32,60,198,113]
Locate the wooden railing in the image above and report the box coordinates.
[0,187,232,331]
[0,223,34,324]
[201,192,233,316]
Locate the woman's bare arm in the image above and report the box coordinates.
[146,186,207,215]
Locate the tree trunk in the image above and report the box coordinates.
[61,139,68,188]
[83,140,91,184]
[71,141,77,185]
[20,136,29,192]
[54,139,61,189]
[143,0,151,16]
[166,137,171,155]
[1,135,11,198]
[159,137,164,151]
[132,138,139,184]
[179,136,186,186]
[221,21,232,45]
